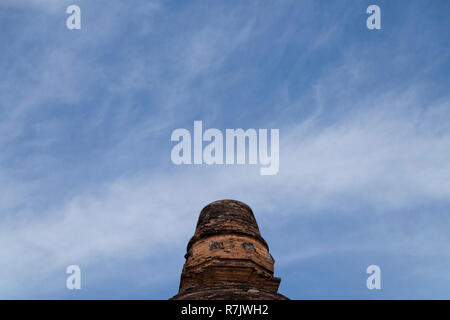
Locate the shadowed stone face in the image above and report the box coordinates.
[171,200,288,300]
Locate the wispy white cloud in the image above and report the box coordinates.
[1,82,449,297]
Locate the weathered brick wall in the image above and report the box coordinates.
[185,234,275,276]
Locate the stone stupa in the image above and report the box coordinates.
[171,200,288,300]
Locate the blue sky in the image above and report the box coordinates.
[0,0,449,299]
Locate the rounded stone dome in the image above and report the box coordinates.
[187,199,268,251]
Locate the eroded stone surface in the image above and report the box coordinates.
[171,200,288,300]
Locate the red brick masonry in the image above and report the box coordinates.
[171,200,288,300]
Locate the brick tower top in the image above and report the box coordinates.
[187,200,268,252]
[171,200,288,300]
